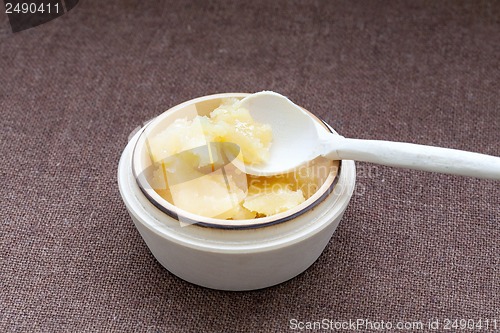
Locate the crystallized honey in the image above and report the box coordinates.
[147,98,332,219]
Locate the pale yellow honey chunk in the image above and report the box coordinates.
[243,186,305,216]
[230,206,258,220]
[169,173,246,219]
[148,117,209,164]
[204,100,272,164]
[293,157,333,198]
[212,101,271,155]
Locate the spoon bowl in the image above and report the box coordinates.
[238,91,324,176]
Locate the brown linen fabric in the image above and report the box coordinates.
[1,1,499,332]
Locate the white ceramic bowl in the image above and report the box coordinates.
[117,93,356,291]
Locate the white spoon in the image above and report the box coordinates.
[239,91,500,179]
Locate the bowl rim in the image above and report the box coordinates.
[131,93,341,230]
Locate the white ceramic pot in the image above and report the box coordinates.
[117,93,356,291]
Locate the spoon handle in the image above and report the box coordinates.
[323,137,500,179]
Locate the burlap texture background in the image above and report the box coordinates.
[1,1,498,332]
